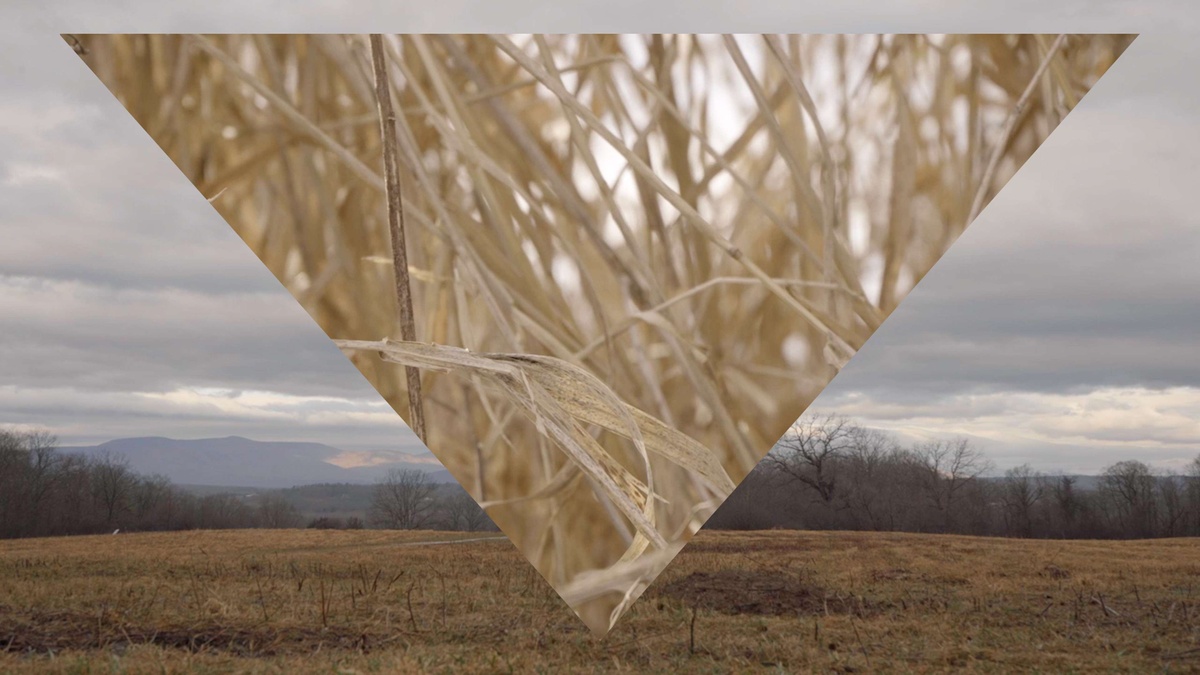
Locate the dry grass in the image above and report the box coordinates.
[2,529,1198,673]
[73,33,1133,633]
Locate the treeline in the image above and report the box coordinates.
[0,430,495,539]
[0,429,237,538]
[707,415,1200,539]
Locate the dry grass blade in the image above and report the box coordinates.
[369,34,426,441]
[186,35,384,193]
[333,338,707,551]
[339,337,731,491]
[968,33,1071,223]
[559,544,684,632]
[489,35,858,359]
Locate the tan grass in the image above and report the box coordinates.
[2,529,1197,673]
[73,33,1133,633]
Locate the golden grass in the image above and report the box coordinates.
[73,34,1134,633]
[2,529,1198,673]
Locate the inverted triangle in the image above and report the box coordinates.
[73,33,1134,634]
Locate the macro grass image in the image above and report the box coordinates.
[73,33,1134,633]
[2,529,1199,673]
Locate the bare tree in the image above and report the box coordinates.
[257,493,303,528]
[53,453,97,535]
[766,414,858,504]
[1000,464,1045,537]
[90,452,137,526]
[0,430,30,536]
[369,469,437,530]
[913,438,993,532]
[1158,472,1188,537]
[834,429,907,530]
[1186,455,1200,536]
[23,432,61,512]
[442,487,492,532]
[131,474,173,529]
[1099,460,1157,538]
[1049,475,1081,537]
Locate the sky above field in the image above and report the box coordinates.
[0,2,1197,474]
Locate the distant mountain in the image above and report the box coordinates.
[979,474,1103,491]
[59,436,455,488]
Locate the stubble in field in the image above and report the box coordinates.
[1,529,1198,672]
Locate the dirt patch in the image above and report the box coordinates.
[1041,564,1071,580]
[683,540,813,556]
[652,570,872,617]
[867,567,970,586]
[684,534,895,557]
[869,567,914,582]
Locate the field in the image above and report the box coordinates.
[2,530,1199,673]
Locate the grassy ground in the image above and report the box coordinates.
[1,529,1198,673]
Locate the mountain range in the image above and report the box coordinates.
[59,436,455,488]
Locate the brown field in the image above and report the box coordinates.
[1,529,1198,673]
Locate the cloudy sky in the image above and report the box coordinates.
[0,5,424,453]
[1,2,1197,473]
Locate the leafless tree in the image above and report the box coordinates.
[130,474,172,526]
[0,430,29,536]
[1049,475,1081,536]
[1157,472,1188,537]
[912,437,993,531]
[999,464,1045,537]
[369,469,437,530]
[766,414,859,504]
[90,452,137,525]
[23,432,61,513]
[1099,460,1158,537]
[442,487,492,532]
[834,429,908,530]
[257,493,303,528]
[197,493,255,529]
[1186,455,1200,535]
[53,453,97,535]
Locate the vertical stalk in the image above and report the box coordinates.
[369,34,426,442]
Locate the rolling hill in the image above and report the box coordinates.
[59,436,455,488]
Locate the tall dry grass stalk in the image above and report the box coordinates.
[75,33,1132,634]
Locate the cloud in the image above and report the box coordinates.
[817,386,1200,473]
[0,385,418,452]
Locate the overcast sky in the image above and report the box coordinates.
[0,5,424,453]
[1,2,1197,473]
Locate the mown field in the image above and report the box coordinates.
[1,529,1198,673]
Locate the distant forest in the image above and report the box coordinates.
[4,423,1200,541]
[707,415,1200,539]
[0,429,496,539]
